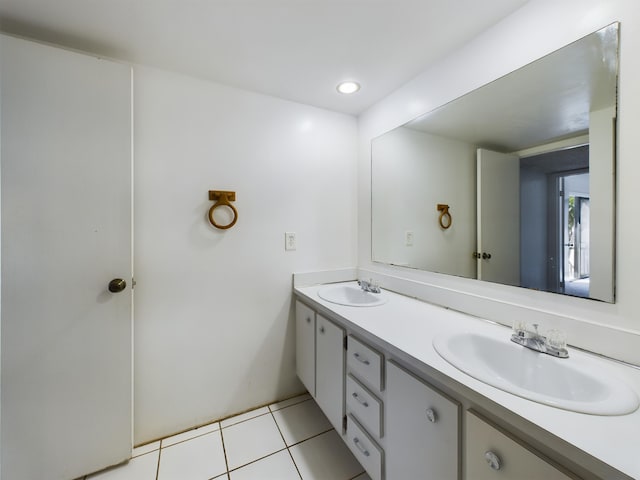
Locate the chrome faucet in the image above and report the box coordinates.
[511,323,569,358]
[357,279,381,294]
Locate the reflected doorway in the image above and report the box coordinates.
[520,144,590,298]
[560,174,590,297]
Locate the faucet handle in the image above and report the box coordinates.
[532,323,541,337]
[512,320,527,336]
[547,329,567,350]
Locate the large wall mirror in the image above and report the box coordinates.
[371,23,618,302]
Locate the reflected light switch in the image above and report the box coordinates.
[405,231,414,246]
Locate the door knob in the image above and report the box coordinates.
[108,278,127,293]
[482,252,492,259]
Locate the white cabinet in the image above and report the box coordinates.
[295,291,598,480]
[295,301,316,396]
[315,314,346,433]
[385,360,460,480]
[465,411,575,480]
[295,300,345,432]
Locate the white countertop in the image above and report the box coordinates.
[295,281,640,479]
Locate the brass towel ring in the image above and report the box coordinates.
[208,190,238,230]
[437,204,452,229]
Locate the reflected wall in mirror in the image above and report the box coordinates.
[371,23,618,302]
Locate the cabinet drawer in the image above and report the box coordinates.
[346,374,383,438]
[465,410,575,480]
[346,414,384,480]
[347,336,383,391]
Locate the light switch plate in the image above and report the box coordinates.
[285,232,297,251]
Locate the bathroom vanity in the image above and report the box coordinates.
[294,281,640,480]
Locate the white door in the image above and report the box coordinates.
[1,35,132,480]
[477,148,520,286]
[385,361,460,480]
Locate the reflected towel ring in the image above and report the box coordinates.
[437,204,452,229]
[208,190,238,230]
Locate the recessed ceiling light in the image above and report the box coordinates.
[336,81,360,95]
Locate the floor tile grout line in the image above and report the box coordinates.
[269,409,304,479]
[286,446,304,480]
[286,427,335,449]
[219,426,231,476]
[220,410,271,430]
[160,427,221,449]
[226,447,291,474]
[132,446,160,459]
[155,442,162,480]
[269,396,313,413]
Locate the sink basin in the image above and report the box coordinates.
[433,332,639,415]
[317,283,387,307]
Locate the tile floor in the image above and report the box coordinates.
[83,394,371,480]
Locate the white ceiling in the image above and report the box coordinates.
[405,23,618,152]
[0,0,529,115]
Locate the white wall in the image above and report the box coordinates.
[371,127,476,276]
[358,0,640,364]
[133,65,357,444]
[589,106,616,301]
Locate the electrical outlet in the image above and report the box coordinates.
[405,231,414,246]
[285,232,297,251]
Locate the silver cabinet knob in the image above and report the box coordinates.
[352,437,370,457]
[352,392,369,407]
[485,451,502,471]
[353,352,370,365]
[425,408,437,423]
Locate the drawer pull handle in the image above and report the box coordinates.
[353,437,370,457]
[319,326,325,334]
[484,451,502,471]
[353,352,370,365]
[352,392,369,407]
[306,316,311,323]
[425,408,437,423]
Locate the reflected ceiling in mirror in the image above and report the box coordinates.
[371,23,618,302]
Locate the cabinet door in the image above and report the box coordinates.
[386,361,460,480]
[465,411,575,480]
[316,314,346,433]
[295,301,316,396]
